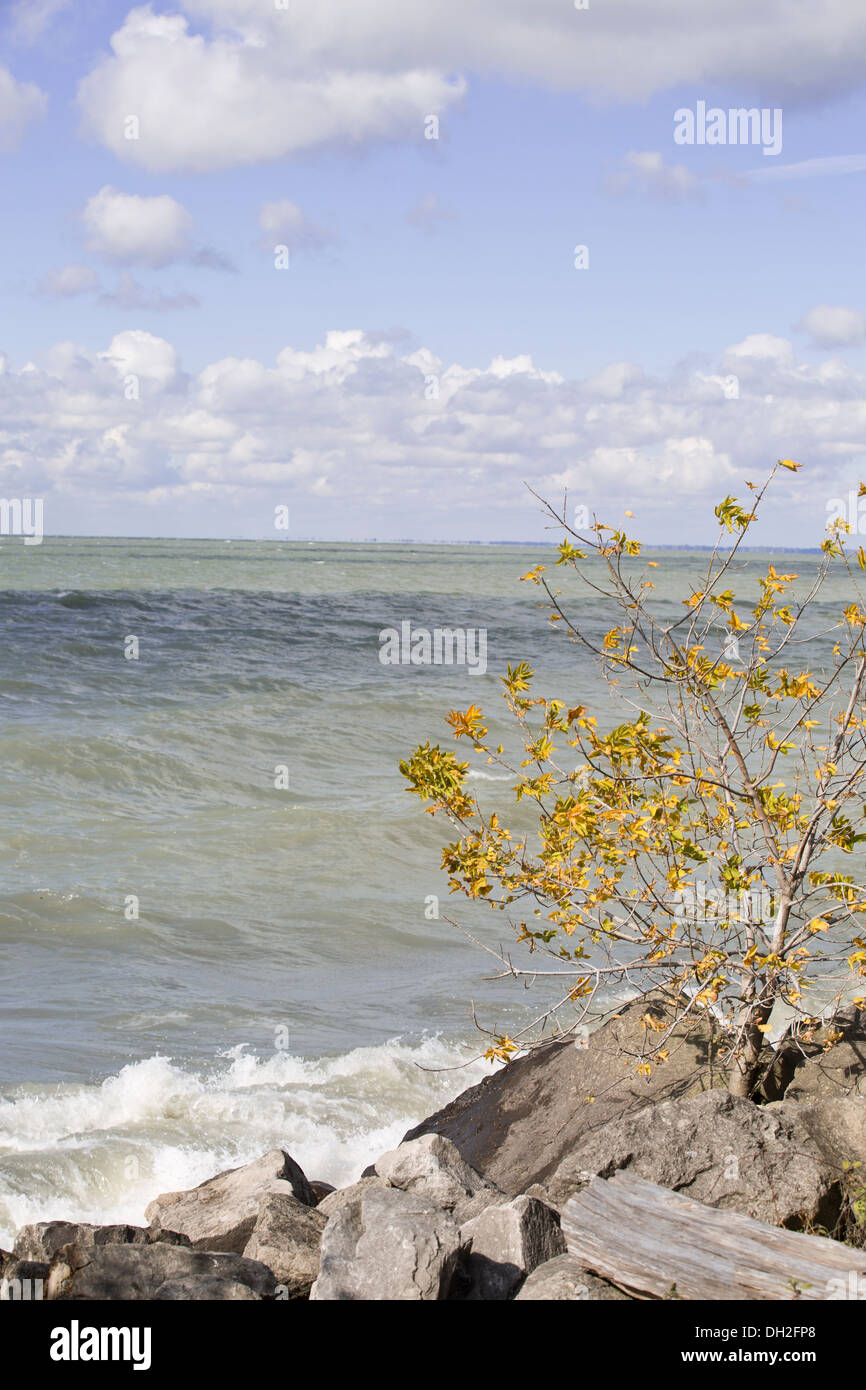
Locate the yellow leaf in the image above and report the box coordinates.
[778,458,802,471]
[808,917,830,934]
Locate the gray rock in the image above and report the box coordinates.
[372,1132,504,1224]
[317,1176,389,1220]
[403,990,769,1195]
[515,1253,632,1301]
[46,1243,277,1301]
[310,1187,460,1301]
[784,1095,866,1162]
[546,1089,845,1229]
[780,1009,866,1102]
[13,1221,189,1263]
[243,1193,326,1298]
[145,1148,314,1253]
[458,1194,567,1299]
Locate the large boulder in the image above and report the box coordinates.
[243,1194,326,1298]
[46,1243,277,1301]
[310,1187,460,1301]
[145,1148,314,1253]
[403,991,765,1195]
[370,1133,505,1224]
[781,1008,866,1102]
[13,1222,190,1263]
[458,1194,566,1300]
[317,1177,389,1221]
[546,1089,862,1230]
[515,1253,632,1301]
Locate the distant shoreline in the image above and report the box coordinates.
[3,536,827,553]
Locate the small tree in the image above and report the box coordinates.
[401,462,866,1096]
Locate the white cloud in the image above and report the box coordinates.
[2,327,866,531]
[258,201,335,253]
[605,150,702,200]
[796,305,866,349]
[82,187,195,268]
[748,154,866,182]
[37,265,100,299]
[81,186,232,274]
[76,2,866,172]
[0,64,46,149]
[78,7,464,173]
[97,329,180,390]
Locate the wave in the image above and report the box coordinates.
[0,1036,494,1247]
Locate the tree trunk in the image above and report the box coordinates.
[728,996,774,1098]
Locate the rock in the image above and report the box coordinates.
[771,1096,866,1237]
[0,1259,49,1300]
[145,1148,314,1253]
[243,1193,326,1298]
[316,1176,389,1220]
[782,1095,866,1162]
[310,1187,460,1301]
[46,1243,277,1301]
[403,990,768,1195]
[546,1089,847,1230]
[779,1008,866,1102]
[309,1181,336,1204]
[515,1253,632,1301]
[13,1221,190,1263]
[458,1194,567,1300]
[371,1133,505,1223]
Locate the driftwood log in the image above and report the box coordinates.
[561,1171,866,1300]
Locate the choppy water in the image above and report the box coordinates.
[0,538,852,1244]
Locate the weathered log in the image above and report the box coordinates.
[561,1171,866,1300]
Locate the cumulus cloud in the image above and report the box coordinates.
[257,200,336,254]
[796,305,866,349]
[78,6,464,173]
[605,151,702,200]
[75,2,866,172]
[37,264,101,299]
[0,63,46,149]
[1,326,865,530]
[81,186,233,271]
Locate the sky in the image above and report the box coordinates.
[4,0,866,542]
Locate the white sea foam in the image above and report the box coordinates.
[0,1036,493,1247]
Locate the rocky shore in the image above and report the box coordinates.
[3,991,865,1301]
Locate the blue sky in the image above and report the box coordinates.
[3,0,866,543]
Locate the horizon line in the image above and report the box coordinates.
[3,535,826,553]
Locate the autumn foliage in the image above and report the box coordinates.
[401,462,866,1095]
